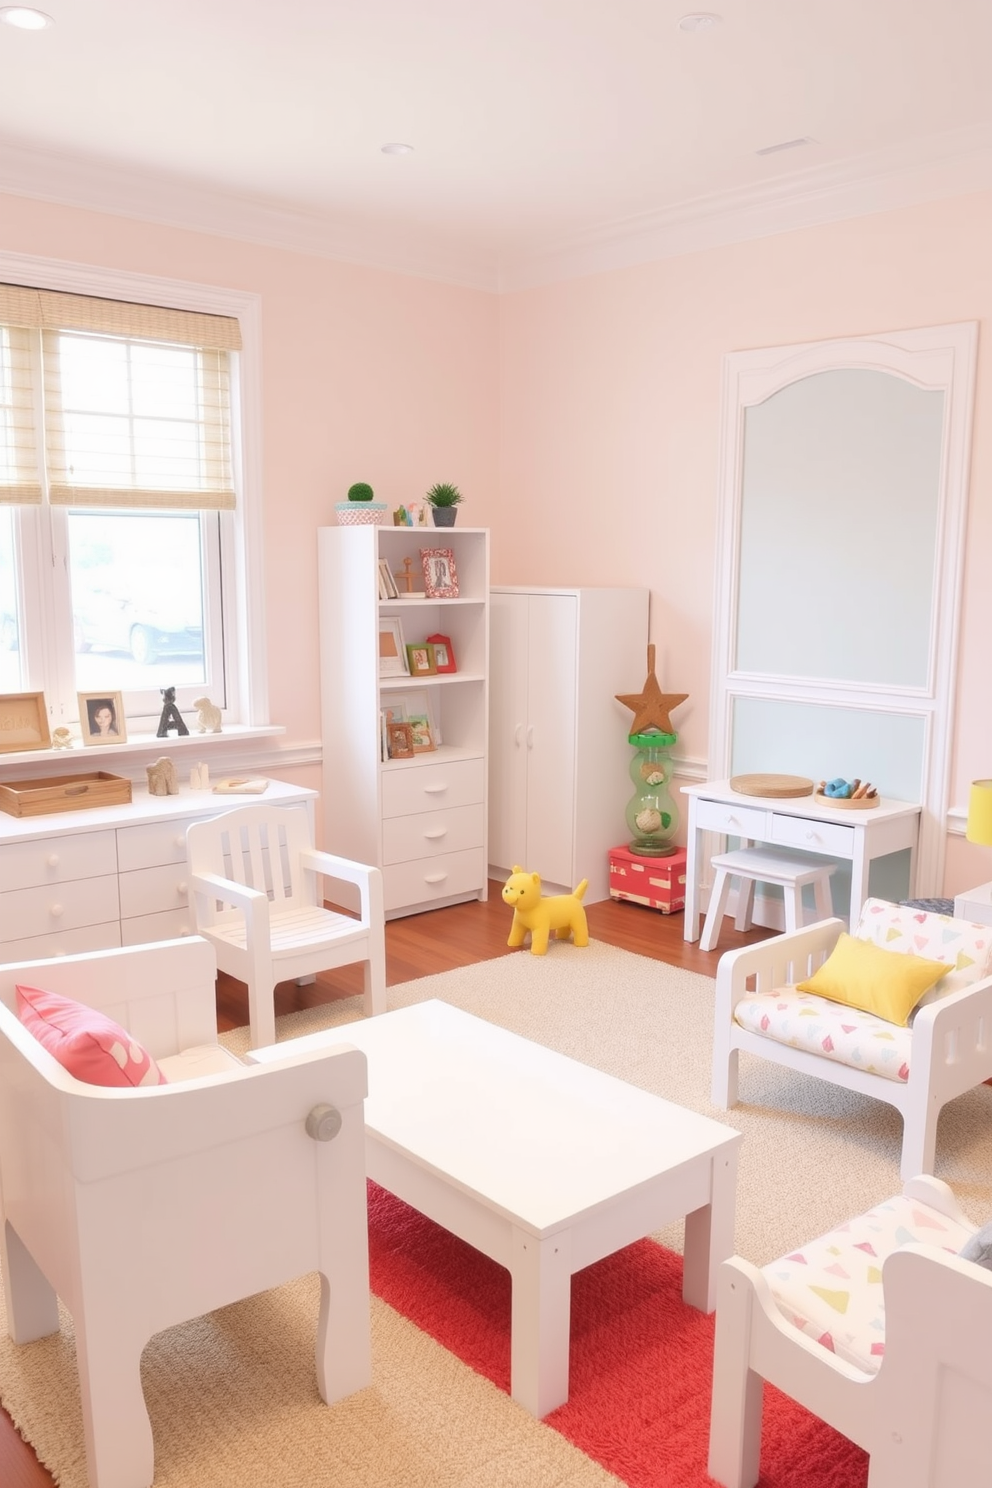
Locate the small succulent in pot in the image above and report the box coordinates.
[347,481,375,502]
[425,482,462,525]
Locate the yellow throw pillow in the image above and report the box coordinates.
[795,932,949,1027]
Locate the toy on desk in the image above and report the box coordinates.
[502,866,590,956]
[820,778,877,800]
[146,756,179,797]
[51,726,73,749]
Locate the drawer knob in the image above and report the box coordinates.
[47,853,59,868]
[50,903,64,919]
[177,881,188,896]
[175,834,186,849]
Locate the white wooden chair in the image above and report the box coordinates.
[711,897,992,1178]
[186,802,386,1049]
[708,1175,992,1488]
[0,938,372,1488]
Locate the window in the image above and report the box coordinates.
[0,282,245,737]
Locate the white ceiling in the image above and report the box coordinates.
[1,0,991,290]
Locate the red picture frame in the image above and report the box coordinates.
[420,546,459,599]
[426,633,456,672]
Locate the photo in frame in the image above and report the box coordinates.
[378,616,410,676]
[426,632,456,672]
[389,688,438,750]
[78,691,128,746]
[420,546,459,599]
[386,721,415,759]
[406,642,437,676]
[0,692,51,753]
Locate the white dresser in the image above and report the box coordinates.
[0,780,315,962]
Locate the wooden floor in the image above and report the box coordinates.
[1,885,771,1488]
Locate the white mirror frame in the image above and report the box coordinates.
[710,322,978,897]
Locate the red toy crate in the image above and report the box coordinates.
[608,844,687,914]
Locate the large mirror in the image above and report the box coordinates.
[710,323,977,901]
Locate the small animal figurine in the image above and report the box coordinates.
[502,866,590,956]
[156,686,189,738]
[192,696,222,733]
[146,756,179,797]
[51,726,73,749]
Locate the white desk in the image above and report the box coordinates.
[681,780,921,943]
[253,998,741,1418]
[954,882,992,926]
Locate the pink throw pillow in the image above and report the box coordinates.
[16,984,167,1088]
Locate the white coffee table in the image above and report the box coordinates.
[249,999,740,1417]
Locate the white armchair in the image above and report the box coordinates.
[186,802,386,1049]
[0,938,372,1488]
[709,1175,992,1488]
[712,897,992,1178]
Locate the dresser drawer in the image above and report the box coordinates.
[0,875,120,940]
[694,799,768,840]
[0,921,122,963]
[119,863,191,919]
[0,829,118,892]
[382,804,484,866]
[381,757,484,819]
[383,848,485,913]
[120,906,196,945]
[771,814,854,856]
[116,818,193,872]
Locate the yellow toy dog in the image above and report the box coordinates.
[502,866,590,956]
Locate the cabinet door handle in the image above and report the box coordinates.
[424,872,448,884]
[423,829,447,841]
[526,725,534,749]
[514,724,523,747]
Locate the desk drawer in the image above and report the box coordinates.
[116,819,193,872]
[119,864,191,919]
[0,829,118,892]
[382,804,484,865]
[121,906,195,945]
[771,815,854,856]
[383,848,485,912]
[695,799,768,840]
[381,757,484,818]
[0,875,120,940]
[0,921,122,962]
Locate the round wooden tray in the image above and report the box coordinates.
[729,773,814,799]
[814,789,880,810]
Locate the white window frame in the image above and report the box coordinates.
[0,249,268,729]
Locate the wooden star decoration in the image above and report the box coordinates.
[615,644,688,735]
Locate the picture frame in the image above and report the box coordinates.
[0,692,51,753]
[420,546,459,599]
[406,642,437,676]
[389,689,439,750]
[426,632,456,672]
[378,616,410,676]
[378,558,399,600]
[78,691,128,746]
[386,721,415,759]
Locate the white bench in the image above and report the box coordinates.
[700,845,835,952]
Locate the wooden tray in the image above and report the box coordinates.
[729,773,814,799]
[814,788,880,811]
[0,771,132,818]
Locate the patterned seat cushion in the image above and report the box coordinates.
[733,898,992,1080]
[762,1194,974,1374]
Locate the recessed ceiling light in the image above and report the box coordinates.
[677,12,722,32]
[381,143,414,156]
[0,6,53,28]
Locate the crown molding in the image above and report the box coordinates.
[500,122,992,290]
[2,122,992,295]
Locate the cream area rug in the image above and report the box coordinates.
[2,939,991,1488]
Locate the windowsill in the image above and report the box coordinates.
[0,724,286,775]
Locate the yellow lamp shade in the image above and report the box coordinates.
[966,780,992,846]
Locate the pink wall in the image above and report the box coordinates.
[0,192,500,800]
[495,190,992,895]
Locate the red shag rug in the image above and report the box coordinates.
[367,1181,869,1488]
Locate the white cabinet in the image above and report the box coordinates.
[488,586,649,903]
[0,781,315,961]
[318,525,489,919]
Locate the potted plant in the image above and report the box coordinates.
[335,481,388,526]
[425,482,463,527]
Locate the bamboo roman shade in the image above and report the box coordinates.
[0,284,242,510]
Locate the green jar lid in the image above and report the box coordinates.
[628,730,677,747]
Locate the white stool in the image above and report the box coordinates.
[700,846,835,953]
